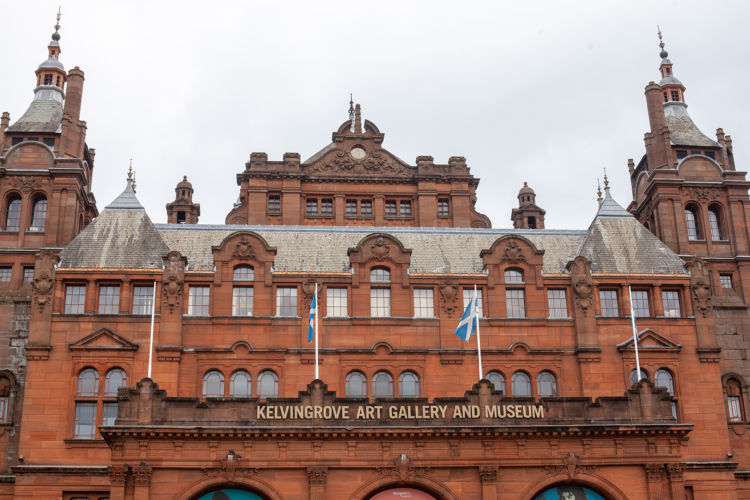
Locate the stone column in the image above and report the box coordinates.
[133,463,152,499]
[645,463,667,500]
[478,465,498,500]
[667,463,685,500]
[307,466,327,500]
[108,465,127,500]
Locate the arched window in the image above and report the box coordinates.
[655,368,678,420]
[29,196,47,232]
[708,207,723,240]
[104,368,126,396]
[5,196,21,231]
[77,368,99,396]
[511,371,531,397]
[504,268,524,284]
[629,368,649,386]
[370,267,390,283]
[685,206,700,240]
[537,371,557,397]
[727,378,744,422]
[230,370,252,397]
[372,371,394,398]
[486,371,505,394]
[233,265,254,281]
[533,485,607,500]
[345,371,367,397]
[399,371,420,398]
[257,370,278,398]
[202,370,225,398]
[0,376,12,422]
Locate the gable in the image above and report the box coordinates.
[69,328,139,352]
[617,329,681,352]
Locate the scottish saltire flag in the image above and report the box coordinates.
[454,293,478,341]
[307,292,317,342]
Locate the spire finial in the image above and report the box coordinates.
[597,179,602,202]
[657,25,668,59]
[603,168,610,191]
[128,159,136,193]
[52,7,61,42]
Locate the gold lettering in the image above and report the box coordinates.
[452,406,463,418]
[398,406,408,419]
[342,406,349,419]
[430,406,439,419]
[314,406,323,419]
[532,405,544,418]
[257,405,266,419]
[323,406,332,419]
[280,406,290,419]
[439,405,447,418]
[304,406,313,419]
[522,405,532,418]
[470,405,480,418]
[515,405,522,418]
[374,406,383,419]
[389,406,398,419]
[485,405,498,418]
[506,405,515,418]
[356,406,365,419]
[366,406,375,419]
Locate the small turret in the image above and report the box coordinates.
[511,182,545,229]
[166,176,200,224]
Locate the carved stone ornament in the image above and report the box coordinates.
[302,279,317,310]
[10,175,43,193]
[307,466,328,485]
[31,250,59,312]
[686,259,712,318]
[544,452,595,479]
[220,451,243,480]
[501,240,526,264]
[369,236,391,261]
[108,464,128,485]
[573,277,594,314]
[162,251,186,313]
[645,463,666,482]
[666,463,685,481]
[308,150,410,177]
[133,463,152,486]
[377,453,431,480]
[691,187,719,204]
[232,235,256,260]
[439,280,460,318]
[478,465,498,483]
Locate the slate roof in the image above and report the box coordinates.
[664,102,719,148]
[6,96,63,133]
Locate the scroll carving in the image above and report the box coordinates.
[687,259,712,318]
[162,251,186,313]
[568,257,593,315]
[31,250,59,313]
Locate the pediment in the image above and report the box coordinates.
[617,329,681,352]
[69,328,138,351]
[304,145,414,178]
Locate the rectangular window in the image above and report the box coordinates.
[599,289,619,317]
[98,285,120,315]
[413,289,435,318]
[276,287,297,317]
[705,150,716,160]
[360,200,373,217]
[547,289,568,318]
[506,289,526,318]
[74,402,97,439]
[385,200,397,217]
[720,274,733,289]
[671,90,680,101]
[438,199,450,217]
[23,267,34,282]
[462,288,484,317]
[132,285,154,315]
[631,289,650,318]
[320,198,333,216]
[305,198,318,215]
[64,285,86,314]
[0,397,7,421]
[188,286,210,316]
[268,195,281,213]
[370,288,391,317]
[102,402,118,426]
[400,200,412,217]
[729,396,743,422]
[346,200,357,217]
[676,150,687,159]
[232,286,254,316]
[662,290,681,317]
[0,267,11,283]
[326,287,348,317]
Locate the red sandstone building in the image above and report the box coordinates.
[1,18,750,500]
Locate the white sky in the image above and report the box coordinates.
[1,1,748,229]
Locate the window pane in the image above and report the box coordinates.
[655,369,674,395]
[5,198,21,231]
[232,287,253,316]
[547,289,567,318]
[370,288,391,317]
[462,289,484,317]
[230,371,252,397]
[233,266,254,281]
[729,396,743,422]
[276,287,297,316]
[438,199,450,217]
[506,289,526,318]
[188,286,210,316]
[504,269,524,284]
[65,285,86,314]
[132,285,154,315]
[709,209,722,240]
[102,402,118,426]
[268,195,280,213]
[23,267,34,282]
[372,371,393,398]
[537,372,557,397]
[202,370,224,397]
[511,372,531,397]
[0,268,11,283]
[631,290,650,317]
[29,198,47,231]
[74,402,97,439]
[385,200,397,217]
[345,200,357,217]
[98,285,120,314]
[413,289,434,318]
[258,370,278,398]
[104,369,126,396]
[370,267,390,283]
[399,372,420,397]
[486,371,505,394]
[305,198,318,215]
[600,290,618,317]
[399,201,412,216]
[720,274,733,289]
[77,368,99,396]
[326,287,348,317]
[346,371,367,397]
[685,208,699,240]
[320,199,333,216]
[0,397,7,421]
[629,369,649,385]
[661,290,681,317]
[360,200,372,217]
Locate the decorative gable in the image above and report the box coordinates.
[617,329,682,352]
[347,233,412,287]
[211,231,277,286]
[480,235,544,288]
[69,328,138,352]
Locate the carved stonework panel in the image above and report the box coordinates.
[31,250,59,313]
[232,235,256,260]
[307,466,327,486]
[133,463,152,486]
[478,465,498,483]
[690,187,720,204]
[377,454,431,481]
[307,150,411,177]
[645,463,666,482]
[686,259,712,318]
[369,236,392,262]
[568,257,593,315]
[438,280,460,318]
[109,464,128,485]
[10,175,44,193]
[501,240,526,264]
[162,251,186,313]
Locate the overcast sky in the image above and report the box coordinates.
[1,1,748,230]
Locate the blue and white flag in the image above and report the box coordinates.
[454,294,478,341]
[307,292,317,342]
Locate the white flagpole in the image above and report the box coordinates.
[314,282,319,380]
[628,285,642,383]
[474,284,483,381]
[147,280,156,379]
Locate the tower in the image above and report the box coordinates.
[511,181,545,229]
[166,175,200,224]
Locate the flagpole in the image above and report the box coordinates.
[628,285,642,383]
[474,284,483,381]
[314,282,319,380]
[147,280,156,379]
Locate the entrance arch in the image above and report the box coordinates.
[370,487,437,500]
[532,484,607,500]
[196,489,266,500]
[178,477,283,500]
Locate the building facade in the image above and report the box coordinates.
[1,19,750,500]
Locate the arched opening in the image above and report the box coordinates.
[195,488,267,500]
[533,484,607,500]
[369,487,438,500]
